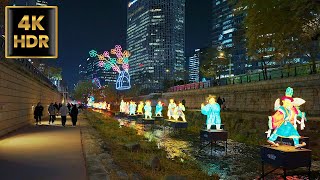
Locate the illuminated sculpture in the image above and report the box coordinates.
[144,100,152,119]
[167,99,176,120]
[125,102,130,114]
[155,101,163,116]
[137,101,144,115]
[120,100,126,113]
[201,95,222,130]
[89,45,131,90]
[92,78,102,89]
[265,87,307,148]
[129,101,137,115]
[87,96,94,107]
[173,102,186,122]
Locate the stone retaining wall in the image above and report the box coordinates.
[134,75,320,115]
[0,60,62,136]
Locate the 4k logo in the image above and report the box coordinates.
[5,6,58,58]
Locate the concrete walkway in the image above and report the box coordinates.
[0,116,87,180]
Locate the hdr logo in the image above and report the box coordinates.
[5,6,58,58]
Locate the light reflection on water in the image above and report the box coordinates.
[113,116,318,179]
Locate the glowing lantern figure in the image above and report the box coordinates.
[173,102,186,122]
[137,101,144,115]
[265,87,307,148]
[129,101,137,115]
[144,100,152,119]
[89,45,131,90]
[201,95,222,130]
[167,99,176,120]
[155,101,163,116]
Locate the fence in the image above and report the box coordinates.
[168,62,320,92]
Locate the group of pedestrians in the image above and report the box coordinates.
[34,102,79,127]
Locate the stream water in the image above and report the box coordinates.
[113,115,319,179]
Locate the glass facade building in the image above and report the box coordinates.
[85,57,117,87]
[212,0,252,75]
[188,49,200,83]
[127,0,185,92]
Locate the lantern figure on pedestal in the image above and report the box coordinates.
[167,99,176,120]
[266,87,307,148]
[144,100,152,119]
[201,95,222,130]
[155,101,163,116]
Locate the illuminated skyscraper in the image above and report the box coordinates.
[127,0,185,92]
[212,0,250,75]
[86,57,116,86]
[188,49,200,83]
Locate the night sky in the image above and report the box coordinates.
[56,0,212,89]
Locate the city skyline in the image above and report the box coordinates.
[56,0,212,89]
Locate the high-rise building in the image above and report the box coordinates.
[78,64,87,81]
[212,0,251,75]
[85,57,117,86]
[127,0,185,92]
[188,49,200,83]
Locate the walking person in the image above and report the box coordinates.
[67,103,71,112]
[59,103,68,127]
[70,105,79,126]
[48,103,57,125]
[34,102,44,125]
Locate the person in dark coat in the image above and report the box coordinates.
[67,103,71,112]
[58,103,62,111]
[70,105,79,126]
[48,103,57,124]
[54,102,59,111]
[34,102,44,125]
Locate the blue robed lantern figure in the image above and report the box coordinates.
[201,95,222,130]
[155,101,163,116]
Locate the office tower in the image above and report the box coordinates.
[212,0,249,75]
[78,64,87,81]
[86,57,117,86]
[188,49,200,83]
[127,0,185,92]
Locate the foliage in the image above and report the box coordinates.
[85,110,213,179]
[199,47,230,79]
[45,66,62,80]
[237,0,320,74]
[92,85,117,102]
[73,80,95,102]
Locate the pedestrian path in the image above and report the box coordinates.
[0,116,87,180]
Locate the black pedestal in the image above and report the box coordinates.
[137,118,155,125]
[153,116,164,121]
[260,145,312,179]
[275,136,309,149]
[136,114,144,119]
[128,115,137,120]
[199,129,228,155]
[115,112,127,118]
[165,120,188,129]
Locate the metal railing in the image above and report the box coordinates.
[168,62,320,92]
[14,59,58,90]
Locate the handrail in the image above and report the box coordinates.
[168,62,320,92]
